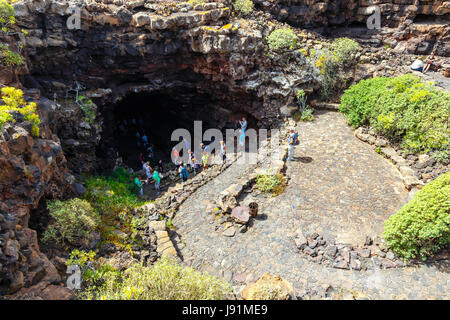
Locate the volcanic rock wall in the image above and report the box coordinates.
[258,0,449,56]
[0,63,75,297]
[0,0,447,299]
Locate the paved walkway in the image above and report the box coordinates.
[173,111,450,299]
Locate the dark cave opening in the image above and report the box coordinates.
[413,13,450,25]
[97,88,259,171]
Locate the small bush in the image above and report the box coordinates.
[433,150,449,164]
[266,28,297,51]
[42,198,101,246]
[0,86,40,136]
[331,37,359,68]
[84,168,143,220]
[234,0,254,15]
[340,74,450,153]
[246,282,288,300]
[0,0,15,33]
[77,95,96,124]
[83,168,148,249]
[311,37,360,99]
[66,249,120,290]
[256,173,285,195]
[383,172,450,261]
[294,89,314,121]
[0,43,24,66]
[294,108,314,122]
[83,258,232,300]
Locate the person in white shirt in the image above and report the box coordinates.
[411,56,424,72]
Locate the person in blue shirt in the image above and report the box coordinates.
[239,129,245,151]
[179,162,189,182]
[287,128,297,161]
[239,117,247,133]
[134,175,146,197]
[142,134,148,144]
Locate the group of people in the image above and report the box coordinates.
[135,160,163,197]
[410,50,440,73]
[171,142,216,179]
[132,116,299,198]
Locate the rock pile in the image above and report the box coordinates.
[0,211,74,298]
[294,230,407,271]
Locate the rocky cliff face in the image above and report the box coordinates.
[16,0,318,126]
[259,0,449,56]
[0,0,448,299]
[0,64,76,297]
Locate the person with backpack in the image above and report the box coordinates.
[287,128,297,161]
[193,157,200,175]
[179,162,189,183]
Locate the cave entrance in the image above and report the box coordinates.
[98,88,259,171]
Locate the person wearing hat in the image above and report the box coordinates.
[411,56,424,72]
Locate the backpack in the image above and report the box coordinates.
[180,166,189,179]
[293,132,299,145]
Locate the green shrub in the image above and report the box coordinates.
[77,95,96,124]
[256,173,285,195]
[42,198,101,246]
[383,172,450,261]
[312,38,360,99]
[340,74,450,153]
[0,86,40,136]
[84,168,143,221]
[294,108,314,122]
[234,0,254,15]
[0,0,15,33]
[294,89,314,121]
[83,258,232,300]
[66,249,120,290]
[246,282,288,300]
[433,150,449,164]
[0,43,24,66]
[266,28,297,51]
[331,37,359,68]
[83,168,148,249]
